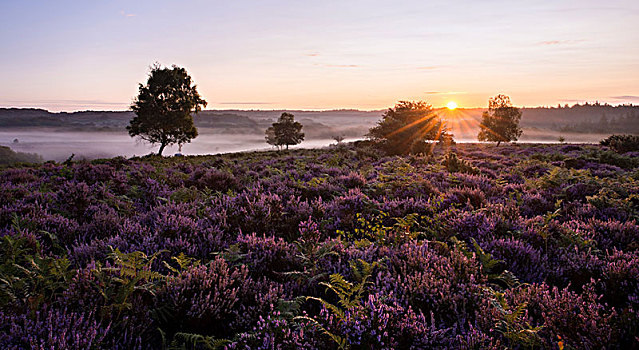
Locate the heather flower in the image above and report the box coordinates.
[0,142,636,347]
[157,257,250,336]
[0,307,110,349]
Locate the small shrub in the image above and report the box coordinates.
[442,152,480,175]
[601,134,639,153]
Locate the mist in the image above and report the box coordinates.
[1,128,614,163]
[0,130,363,161]
[2,105,636,162]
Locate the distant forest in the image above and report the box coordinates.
[520,103,639,134]
[0,108,379,139]
[1,103,638,137]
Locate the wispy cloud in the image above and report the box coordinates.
[416,66,439,70]
[2,99,125,106]
[558,99,586,103]
[611,95,639,101]
[537,39,584,46]
[218,102,275,105]
[425,91,466,95]
[305,52,320,57]
[314,63,360,68]
[120,10,136,17]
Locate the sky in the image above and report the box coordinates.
[0,0,638,111]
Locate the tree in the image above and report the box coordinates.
[367,101,450,155]
[265,125,279,149]
[265,113,304,150]
[128,64,207,156]
[332,135,345,144]
[477,94,522,146]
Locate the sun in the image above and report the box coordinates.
[447,101,458,110]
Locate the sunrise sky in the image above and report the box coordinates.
[1,0,638,111]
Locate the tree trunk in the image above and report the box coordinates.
[497,141,501,147]
[428,142,436,155]
[286,144,289,150]
[158,142,167,156]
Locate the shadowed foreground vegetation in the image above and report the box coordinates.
[0,146,43,166]
[1,142,638,349]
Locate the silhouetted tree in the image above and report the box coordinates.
[265,113,304,150]
[265,125,279,150]
[601,134,639,153]
[128,64,207,155]
[477,94,522,146]
[367,101,449,155]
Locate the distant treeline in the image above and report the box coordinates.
[556,113,639,134]
[0,108,132,130]
[0,108,263,131]
[519,103,639,134]
[0,108,371,139]
[2,104,638,136]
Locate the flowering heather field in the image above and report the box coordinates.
[1,143,638,349]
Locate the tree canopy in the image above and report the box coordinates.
[367,101,450,155]
[265,113,305,150]
[128,64,207,155]
[477,94,522,146]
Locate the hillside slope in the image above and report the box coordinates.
[0,143,637,348]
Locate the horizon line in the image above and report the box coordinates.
[2,103,638,114]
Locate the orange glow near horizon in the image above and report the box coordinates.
[1,2,637,113]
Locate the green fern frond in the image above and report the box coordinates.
[306,296,346,320]
[294,316,348,349]
[276,296,306,320]
[106,247,167,282]
[486,288,543,347]
[171,332,231,350]
[164,253,200,275]
[322,274,353,297]
[492,270,522,289]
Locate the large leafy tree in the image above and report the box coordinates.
[128,64,207,155]
[367,101,449,155]
[477,94,522,146]
[265,112,304,150]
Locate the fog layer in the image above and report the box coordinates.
[0,131,364,161]
[2,105,637,161]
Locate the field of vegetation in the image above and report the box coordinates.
[1,142,638,349]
